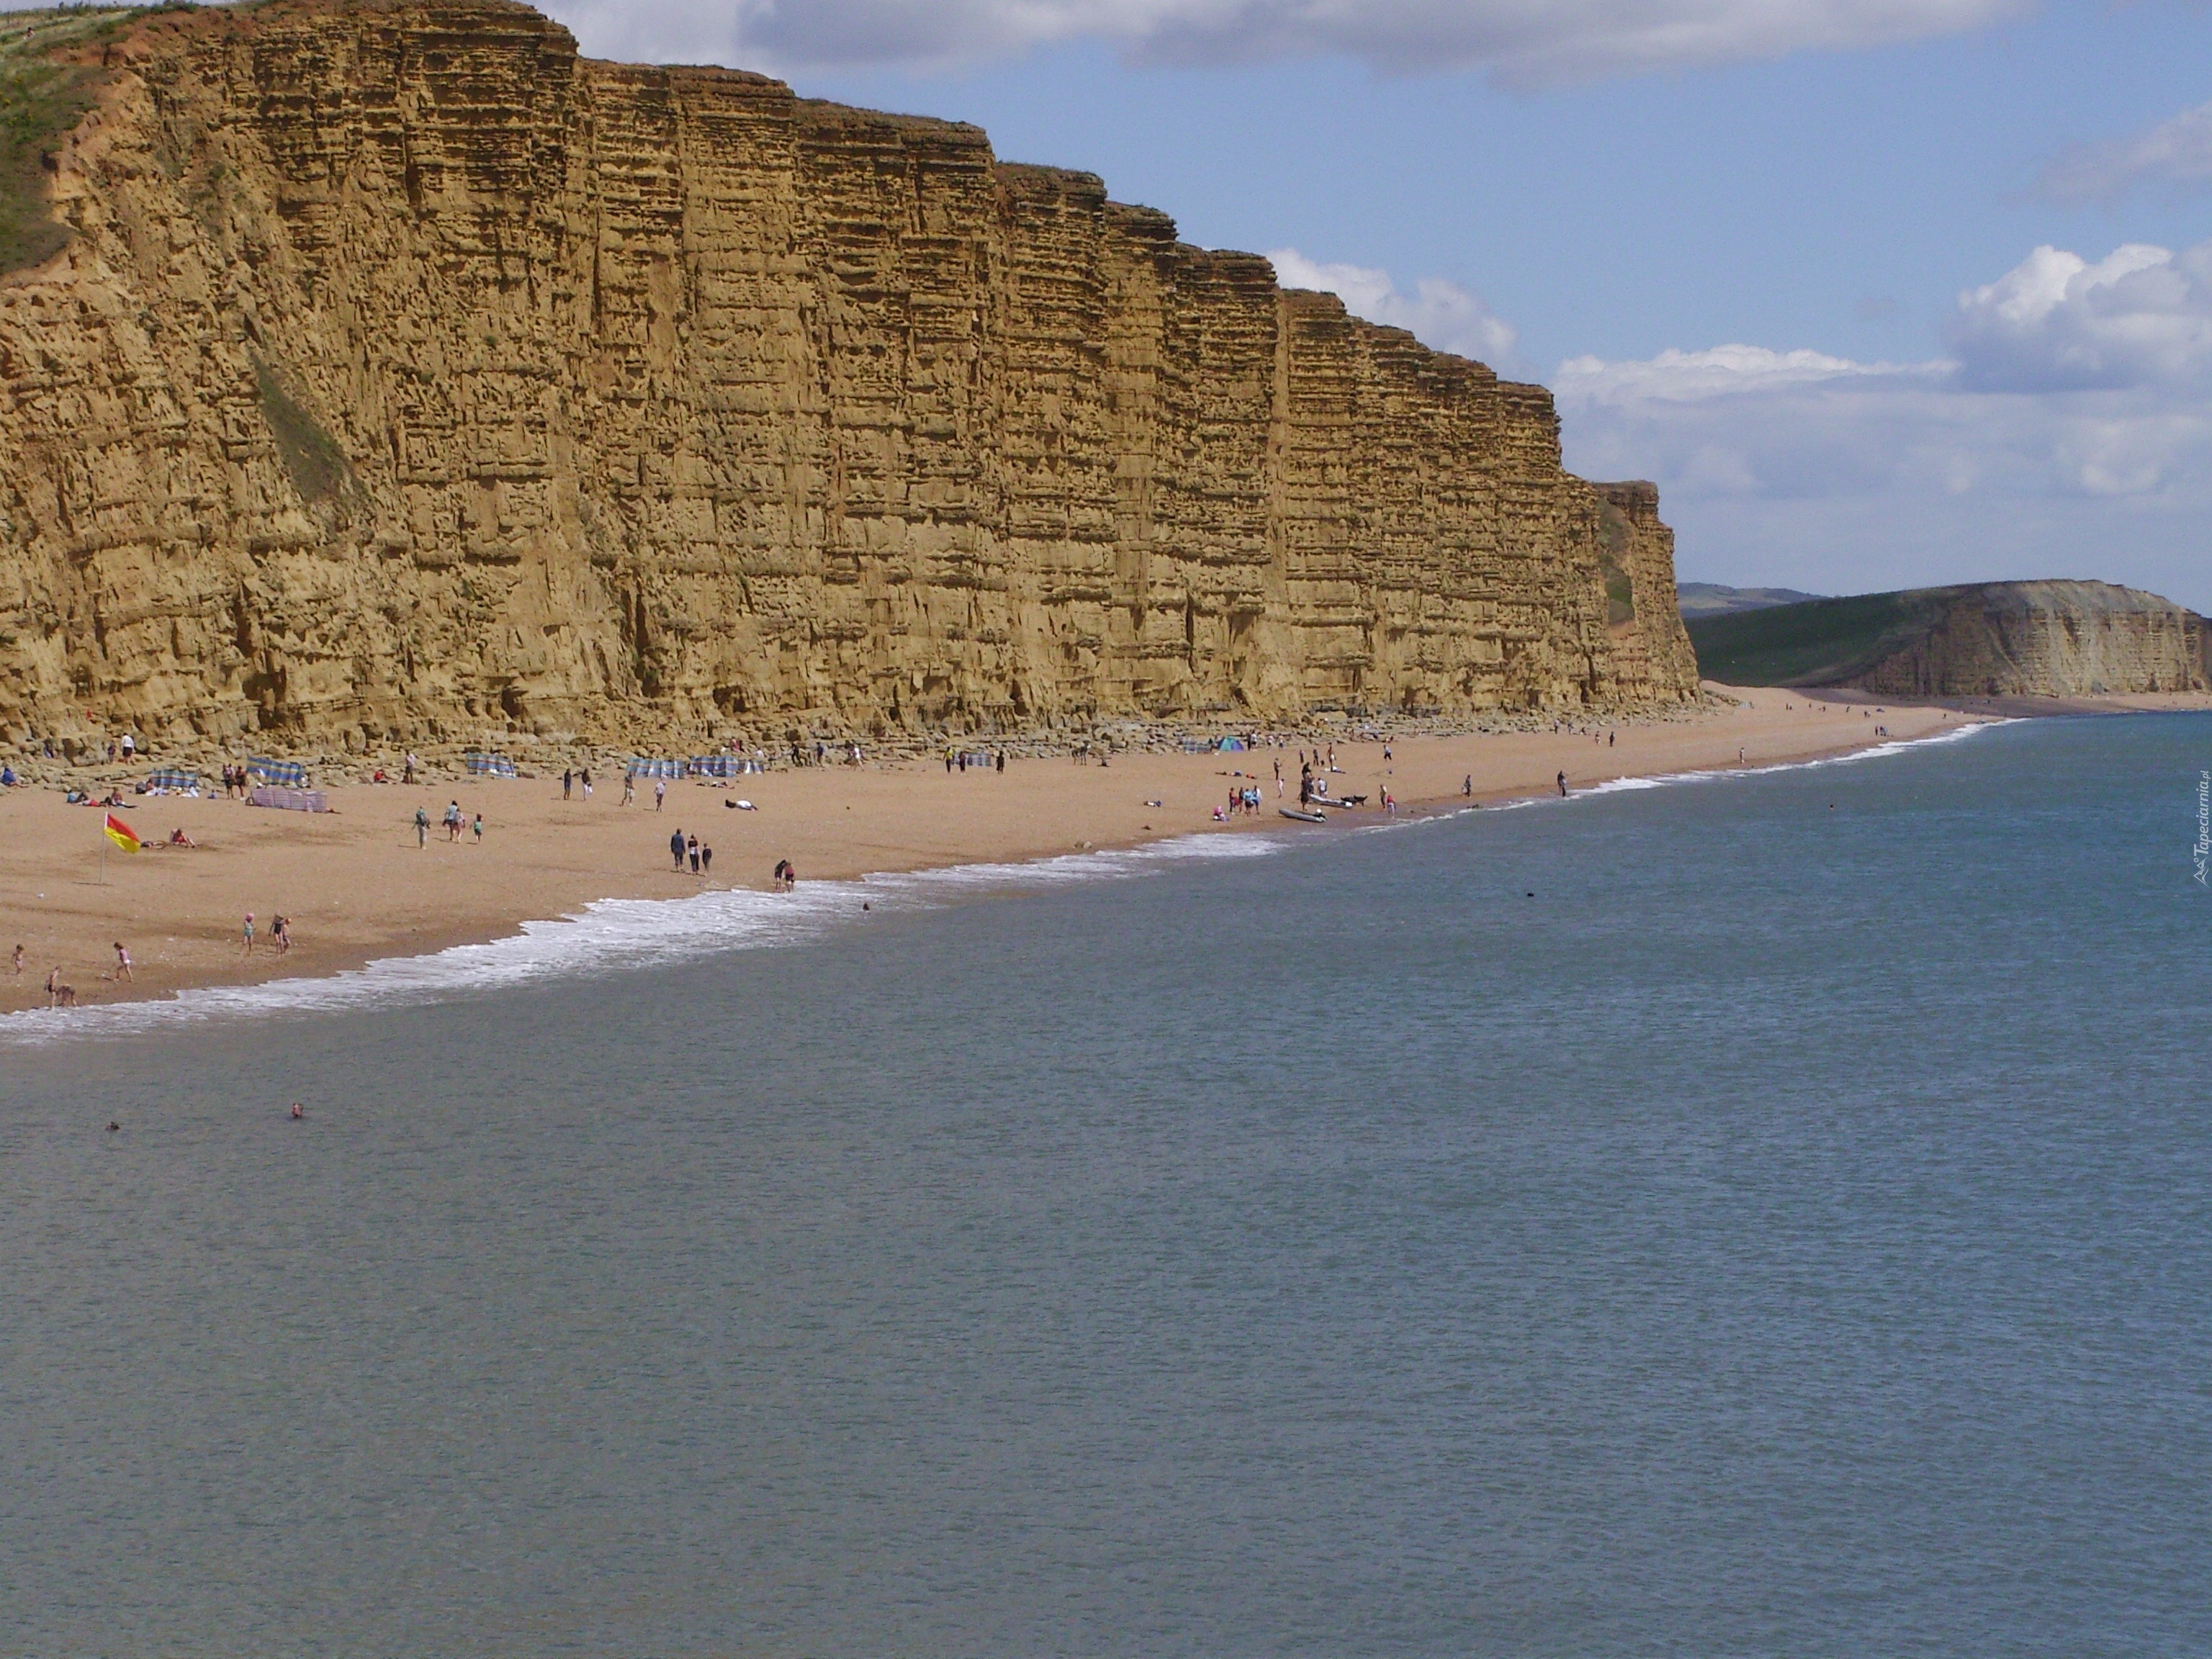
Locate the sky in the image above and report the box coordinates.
[540,0,2212,609]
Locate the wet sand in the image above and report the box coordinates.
[0,685,2185,1014]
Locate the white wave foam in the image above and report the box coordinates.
[1564,719,2008,799]
[0,723,2002,1047]
[0,831,1281,1048]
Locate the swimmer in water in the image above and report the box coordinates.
[289,1102,303,1119]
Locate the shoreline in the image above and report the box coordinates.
[2,685,2204,1028]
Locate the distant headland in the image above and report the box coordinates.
[1685,580,2208,697]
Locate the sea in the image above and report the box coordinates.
[3,713,2207,1656]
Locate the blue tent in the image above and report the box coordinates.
[246,757,307,787]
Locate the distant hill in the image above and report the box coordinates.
[1687,580,2208,696]
[1676,582,1828,619]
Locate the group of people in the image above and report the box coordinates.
[945,748,1007,774]
[10,945,76,1008]
[16,938,176,1008]
[217,763,256,796]
[670,829,714,876]
[239,912,292,956]
[413,802,484,846]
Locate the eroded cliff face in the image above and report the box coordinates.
[0,0,1697,752]
[1847,583,2206,699]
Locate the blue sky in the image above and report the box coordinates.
[546,0,2212,608]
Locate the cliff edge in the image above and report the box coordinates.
[0,0,1698,752]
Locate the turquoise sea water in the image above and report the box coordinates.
[4,714,2208,1655]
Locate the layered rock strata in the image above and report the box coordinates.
[1845,583,2207,699]
[0,0,1697,752]
[1685,580,2207,697]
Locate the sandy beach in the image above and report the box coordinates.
[1,684,2200,1015]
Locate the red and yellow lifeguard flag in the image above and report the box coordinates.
[104,813,140,854]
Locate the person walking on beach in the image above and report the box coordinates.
[655,778,666,812]
[12,943,22,977]
[621,774,634,806]
[415,805,429,848]
[444,800,462,842]
[241,913,256,956]
[113,941,132,982]
[580,768,592,800]
[1274,757,1284,798]
[403,751,418,786]
[472,812,484,845]
[1557,770,1568,798]
[562,768,573,800]
[273,915,291,955]
[700,843,713,878]
[688,834,701,875]
[670,827,686,871]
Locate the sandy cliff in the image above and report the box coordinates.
[0,0,1696,754]
[1845,583,2206,699]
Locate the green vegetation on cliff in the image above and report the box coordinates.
[0,7,150,271]
[1688,580,2207,696]
[1687,590,1942,686]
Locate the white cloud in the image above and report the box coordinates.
[1267,247,1517,365]
[543,0,2023,81]
[1947,241,2212,392]
[1554,343,1936,402]
[2039,99,2212,204]
[1553,238,2212,608]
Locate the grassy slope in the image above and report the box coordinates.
[0,7,156,272]
[1686,588,1960,686]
